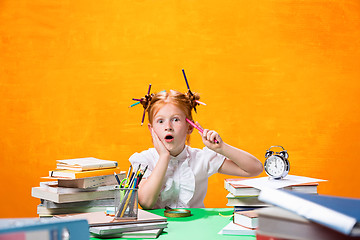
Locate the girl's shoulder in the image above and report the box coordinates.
[186,145,223,160]
[129,148,158,165]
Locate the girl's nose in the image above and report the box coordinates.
[165,122,173,131]
[165,126,173,131]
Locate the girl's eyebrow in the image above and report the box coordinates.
[154,114,164,119]
[155,113,182,119]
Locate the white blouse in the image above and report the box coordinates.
[129,145,225,209]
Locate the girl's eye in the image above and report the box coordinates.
[157,119,163,124]
[173,118,180,122]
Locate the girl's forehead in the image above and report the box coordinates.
[154,103,185,117]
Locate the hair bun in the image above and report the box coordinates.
[140,93,154,110]
[186,91,201,111]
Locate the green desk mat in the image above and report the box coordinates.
[90,208,255,240]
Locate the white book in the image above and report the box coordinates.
[90,222,168,235]
[31,187,115,203]
[225,177,319,197]
[57,172,125,188]
[41,198,114,209]
[226,193,270,207]
[56,157,118,171]
[91,228,164,239]
[37,204,109,216]
[40,181,116,194]
[233,210,258,229]
[218,221,256,236]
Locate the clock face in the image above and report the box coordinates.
[265,155,286,178]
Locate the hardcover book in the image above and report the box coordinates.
[0,218,89,240]
[258,188,360,236]
[257,206,360,240]
[55,209,167,227]
[218,221,256,236]
[89,222,168,236]
[48,167,121,179]
[56,157,118,171]
[225,178,319,196]
[39,181,116,194]
[233,210,258,230]
[57,172,125,188]
[226,193,270,207]
[37,204,109,216]
[41,198,114,209]
[31,186,115,203]
[90,228,164,239]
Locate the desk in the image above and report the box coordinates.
[91,208,255,240]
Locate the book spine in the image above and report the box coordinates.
[40,183,116,194]
[32,187,116,203]
[81,162,118,170]
[49,167,121,179]
[37,205,109,216]
[57,162,118,171]
[76,167,121,178]
[42,199,115,208]
[57,174,117,188]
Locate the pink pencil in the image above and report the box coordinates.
[186,118,219,144]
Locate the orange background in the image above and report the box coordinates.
[1,0,359,218]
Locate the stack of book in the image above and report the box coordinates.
[32,157,125,217]
[50,163,166,239]
[220,175,324,236]
[257,188,360,240]
[55,208,168,238]
[225,177,319,211]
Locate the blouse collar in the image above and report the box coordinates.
[170,145,188,162]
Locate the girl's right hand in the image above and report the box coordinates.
[150,127,170,158]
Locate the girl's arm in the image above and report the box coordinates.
[137,127,170,209]
[198,124,263,177]
[217,143,263,177]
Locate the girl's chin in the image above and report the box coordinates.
[168,145,186,157]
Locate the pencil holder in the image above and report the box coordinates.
[114,186,138,220]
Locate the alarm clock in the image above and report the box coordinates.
[264,146,290,179]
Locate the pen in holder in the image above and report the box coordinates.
[114,186,138,220]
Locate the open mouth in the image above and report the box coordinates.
[165,135,174,142]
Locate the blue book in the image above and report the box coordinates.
[0,218,89,240]
[258,188,360,236]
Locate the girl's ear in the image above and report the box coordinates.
[147,123,152,132]
[187,124,194,134]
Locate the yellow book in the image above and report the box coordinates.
[49,167,121,179]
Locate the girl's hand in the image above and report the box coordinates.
[149,127,170,158]
[196,122,223,151]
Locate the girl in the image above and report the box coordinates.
[129,90,263,209]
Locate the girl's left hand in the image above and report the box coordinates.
[196,122,223,150]
[149,127,170,158]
